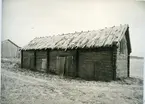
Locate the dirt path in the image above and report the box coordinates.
[1,68,143,104]
[2,69,55,85]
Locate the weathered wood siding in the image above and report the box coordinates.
[78,49,113,81]
[22,51,34,69]
[49,50,76,76]
[2,40,20,58]
[36,51,47,72]
[116,35,128,78]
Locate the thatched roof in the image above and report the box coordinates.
[22,24,131,52]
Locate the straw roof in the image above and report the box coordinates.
[22,24,130,51]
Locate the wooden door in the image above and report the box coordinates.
[87,62,95,80]
[94,62,102,80]
[29,56,34,70]
[41,59,47,72]
[56,56,73,77]
[65,56,73,76]
[56,56,66,76]
[81,62,95,80]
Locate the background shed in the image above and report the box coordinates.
[1,39,21,58]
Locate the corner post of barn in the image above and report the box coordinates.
[47,49,49,73]
[127,54,130,77]
[112,42,117,80]
[76,49,79,77]
[34,50,36,70]
[21,50,23,68]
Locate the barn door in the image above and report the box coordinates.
[65,56,73,76]
[29,56,34,70]
[56,56,73,76]
[85,62,95,80]
[94,62,101,80]
[56,56,66,76]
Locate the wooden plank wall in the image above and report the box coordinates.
[22,48,120,81]
[78,49,113,81]
[23,51,34,69]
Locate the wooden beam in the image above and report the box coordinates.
[112,45,117,80]
[34,50,36,70]
[47,49,49,73]
[76,50,79,77]
[127,55,130,77]
[21,50,23,68]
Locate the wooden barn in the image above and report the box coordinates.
[1,39,21,58]
[21,24,131,81]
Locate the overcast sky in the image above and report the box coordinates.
[2,0,145,57]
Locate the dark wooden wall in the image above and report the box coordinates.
[22,44,129,81]
[78,49,113,81]
[22,51,35,69]
[22,50,48,72]
[116,35,128,78]
[22,49,114,81]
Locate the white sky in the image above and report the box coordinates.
[2,0,145,57]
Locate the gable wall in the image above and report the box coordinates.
[116,35,128,78]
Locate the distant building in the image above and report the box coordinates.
[1,39,21,58]
[21,24,131,81]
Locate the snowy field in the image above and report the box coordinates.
[1,58,143,104]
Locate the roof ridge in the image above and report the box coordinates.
[33,24,128,39]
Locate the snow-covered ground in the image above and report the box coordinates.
[1,58,143,104]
